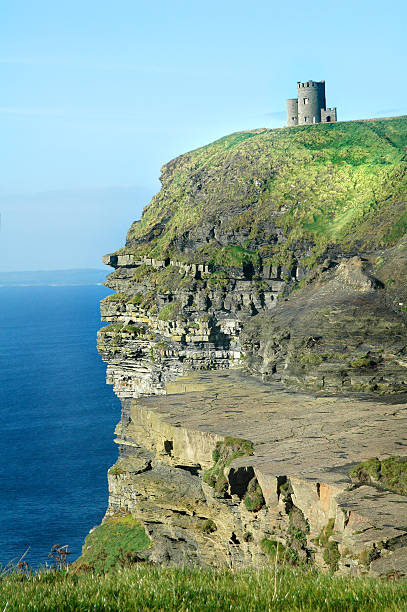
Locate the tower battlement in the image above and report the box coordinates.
[286,80,337,126]
[297,80,325,88]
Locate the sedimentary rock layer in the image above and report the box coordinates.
[107,369,407,575]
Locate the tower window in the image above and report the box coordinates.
[303,98,309,104]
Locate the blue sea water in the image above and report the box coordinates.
[0,285,121,568]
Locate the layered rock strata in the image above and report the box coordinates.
[106,369,407,575]
[98,254,287,399]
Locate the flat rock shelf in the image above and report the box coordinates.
[107,368,407,576]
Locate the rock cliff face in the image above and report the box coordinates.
[106,370,407,575]
[242,249,407,395]
[98,254,284,400]
[86,117,407,576]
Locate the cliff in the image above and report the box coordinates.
[78,117,407,577]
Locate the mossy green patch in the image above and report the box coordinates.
[157,301,181,321]
[199,519,217,534]
[260,538,301,566]
[102,292,128,302]
[314,518,340,571]
[261,538,286,560]
[99,324,144,336]
[297,350,324,366]
[350,456,407,495]
[203,245,260,268]
[108,462,126,476]
[350,355,376,369]
[315,518,336,548]
[99,324,123,334]
[323,541,340,572]
[129,293,143,304]
[74,514,151,572]
[121,325,145,336]
[150,266,190,292]
[243,478,265,512]
[203,437,254,494]
[132,263,150,282]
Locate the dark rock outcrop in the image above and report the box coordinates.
[242,253,407,394]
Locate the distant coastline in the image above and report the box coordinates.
[0,268,107,287]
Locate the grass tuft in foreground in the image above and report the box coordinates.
[1,565,407,611]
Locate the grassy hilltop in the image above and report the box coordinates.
[122,116,407,268]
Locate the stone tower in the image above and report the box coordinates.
[286,80,337,126]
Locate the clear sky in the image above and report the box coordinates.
[1,0,406,271]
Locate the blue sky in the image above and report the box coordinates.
[1,0,407,271]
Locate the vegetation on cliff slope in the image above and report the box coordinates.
[350,456,407,495]
[1,566,407,611]
[73,514,151,572]
[203,437,254,494]
[119,117,407,268]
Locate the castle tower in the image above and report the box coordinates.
[286,98,298,126]
[297,80,326,125]
[286,80,337,126]
[321,107,337,123]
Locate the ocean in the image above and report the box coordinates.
[0,285,120,568]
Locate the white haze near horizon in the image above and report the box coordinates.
[0,185,156,272]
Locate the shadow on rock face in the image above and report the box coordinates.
[241,254,407,396]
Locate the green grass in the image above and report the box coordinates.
[243,478,265,512]
[349,355,376,369]
[99,324,123,334]
[101,292,128,302]
[73,514,151,572]
[98,324,144,336]
[199,519,217,534]
[129,293,143,304]
[261,539,301,566]
[297,350,324,366]
[203,437,254,494]
[121,325,145,336]
[108,462,126,476]
[1,565,407,611]
[350,456,407,495]
[203,245,260,268]
[261,538,287,560]
[119,117,407,269]
[157,301,181,321]
[315,519,336,548]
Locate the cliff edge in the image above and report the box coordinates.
[77,117,407,576]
